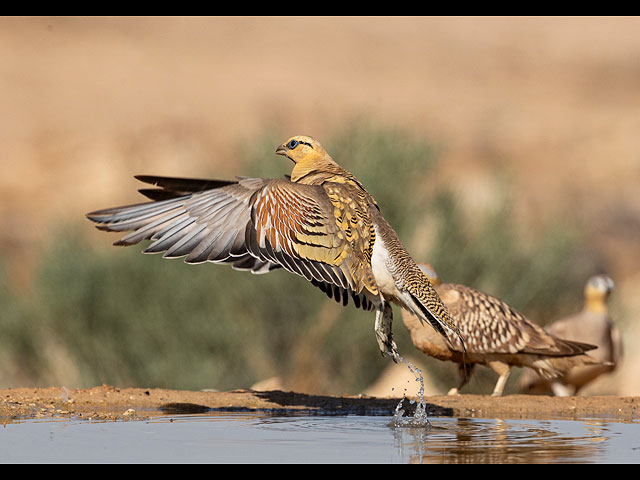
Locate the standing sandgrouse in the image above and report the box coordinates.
[518,275,620,396]
[86,135,462,362]
[400,264,602,396]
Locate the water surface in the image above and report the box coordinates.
[1,413,638,463]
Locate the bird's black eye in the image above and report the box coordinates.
[287,139,299,149]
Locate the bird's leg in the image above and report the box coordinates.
[550,380,574,397]
[375,301,400,363]
[488,361,511,397]
[448,363,475,395]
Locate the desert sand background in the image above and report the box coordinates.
[0,16,639,395]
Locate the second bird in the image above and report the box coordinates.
[86,136,462,363]
[401,264,603,396]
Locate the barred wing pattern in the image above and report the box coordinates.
[437,283,596,356]
[86,176,378,311]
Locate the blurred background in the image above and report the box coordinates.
[0,16,638,396]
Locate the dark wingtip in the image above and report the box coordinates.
[137,188,178,201]
[133,175,238,193]
[570,340,598,354]
[134,175,161,185]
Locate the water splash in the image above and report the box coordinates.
[391,354,431,429]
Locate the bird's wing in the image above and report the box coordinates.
[86,175,378,310]
[437,283,596,356]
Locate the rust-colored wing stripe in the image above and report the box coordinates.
[247,180,366,294]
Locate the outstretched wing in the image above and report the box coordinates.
[437,283,597,356]
[86,175,378,310]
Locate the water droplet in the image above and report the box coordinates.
[391,354,431,429]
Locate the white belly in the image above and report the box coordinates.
[371,231,399,298]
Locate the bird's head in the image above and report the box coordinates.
[585,274,615,302]
[417,263,443,286]
[276,135,327,164]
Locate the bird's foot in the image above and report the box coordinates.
[447,387,460,396]
[376,330,401,363]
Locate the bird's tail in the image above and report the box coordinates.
[404,271,466,352]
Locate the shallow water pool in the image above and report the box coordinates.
[1,413,638,463]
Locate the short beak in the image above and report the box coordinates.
[275,144,287,156]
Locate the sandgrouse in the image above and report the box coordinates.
[86,135,462,362]
[518,275,620,396]
[400,264,601,396]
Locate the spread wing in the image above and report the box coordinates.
[436,283,597,356]
[86,175,378,310]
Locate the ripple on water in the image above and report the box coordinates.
[1,410,638,463]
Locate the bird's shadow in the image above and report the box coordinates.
[159,390,453,417]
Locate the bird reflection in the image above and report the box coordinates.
[393,417,605,464]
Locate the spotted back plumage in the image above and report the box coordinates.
[435,283,595,356]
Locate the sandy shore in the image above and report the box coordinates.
[1,385,638,423]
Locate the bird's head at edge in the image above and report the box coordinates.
[585,275,615,312]
[417,263,443,286]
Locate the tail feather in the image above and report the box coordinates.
[406,287,466,354]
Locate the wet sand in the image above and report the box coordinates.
[1,385,638,423]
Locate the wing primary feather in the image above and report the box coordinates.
[134,175,237,194]
[141,217,195,253]
[90,203,184,228]
[115,212,189,247]
[163,223,208,258]
[333,285,341,304]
